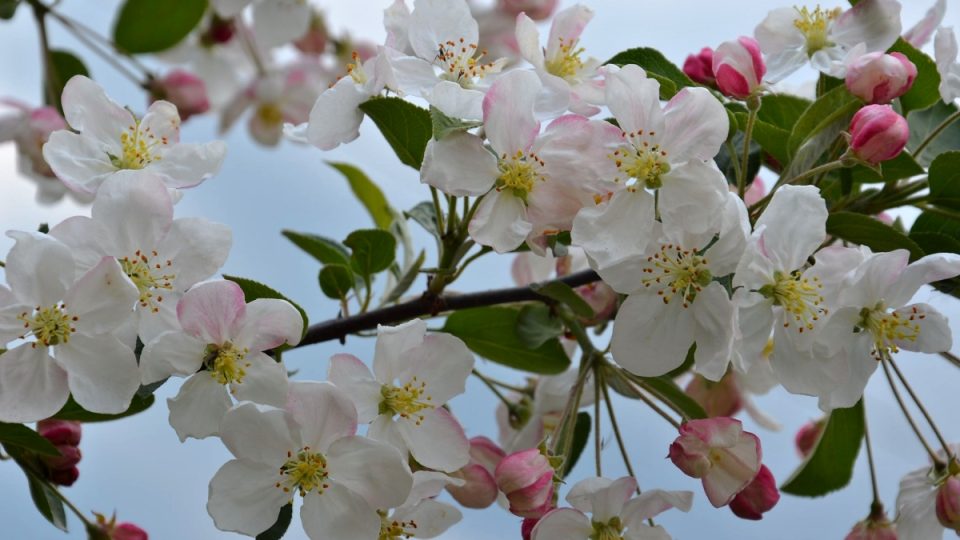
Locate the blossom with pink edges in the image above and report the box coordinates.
[447,436,504,508]
[845,52,916,104]
[149,70,211,121]
[495,447,555,518]
[713,36,766,100]
[849,104,909,165]
[668,417,762,507]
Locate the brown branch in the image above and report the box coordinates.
[296,269,601,348]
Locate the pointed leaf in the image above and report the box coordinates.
[781,400,864,496]
[113,0,207,54]
[327,162,395,229]
[282,231,351,266]
[344,229,396,278]
[0,423,60,457]
[826,212,924,261]
[256,503,292,540]
[52,394,154,423]
[358,97,432,169]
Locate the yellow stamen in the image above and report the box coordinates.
[379,376,433,425]
[544,37,586,80]
[205,342,251,385]
[610,131,670,189]
[277,447,329,498]
[17,303,77,347]
[497,150,546,200]
[640,244,712,308]
[793,5,842,55]
[118,249,175,313]
[858,303,923,359]
[760,270,827,333]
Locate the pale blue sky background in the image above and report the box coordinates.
[1,1,959,538]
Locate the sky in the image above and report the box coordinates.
[0,0,959,539]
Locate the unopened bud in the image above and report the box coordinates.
[495,448,555,518]
[684,47,715,86]
[849,105,909,165]
[794,419,825,458]
[713,37,765,100]
[845,52,916,104]
[729,464,779,520]
[936,475,960,533]
[149,70,210,121]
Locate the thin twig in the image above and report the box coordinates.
[862,398,881,506]
[887,356,954,459]
[879,356,944,466]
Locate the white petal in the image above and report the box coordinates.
[754,7,806,56]
[159,217,232,291]
[428,81,484,120]
[706,192,750,276]
[531,508,592,540]
[219,401,300,465]
[894,303,951,353]
[234,298,303,351]
[0,345,69,423]
[368,414,409,455]
[48,216,108,276]
[63,257,138,335]
[139,99,181,146]
[895,465,941,540]
[754,185,827,271]
[252,0,311,48]
[571,189,655,276]
[177,280,247,345]
[483,70,541,154]
[591,476,638,522]
[373,319,426,384]
[622,489,693,525]
[327,435,414,508]
[566,476,614,513]
[5,231,73,306]
[658,159,728,236]
[168,373,233,441]
[733,291,774,374]
[285,381,358,453]
[231,352,288,406]
[398,406,469,472]
[392,499,461,538]
[207,459,289,536]
[408,0,478,63]
[831,0,902,53]
[661,87,727,161]
[327,353,384,423]
[300,484,379,540]
[149,141,227,189]
[886,253,960,308]
[397,333,473,405]
[612,293,695,377]
[137,292,181,344]
[770,322,850,399]
[60,75,131,148]
[515,13,545,69]
[903,0,945,47]
[692,282,736,382]
[140,330,206,383]
[42,130,117,195]
[420,133,498,197]
[935,28,960,103]
[605,65,664,138]
[467,190,533,253]
[56,333,138,414]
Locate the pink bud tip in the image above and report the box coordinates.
[729,464,780,520]
[712,37,765,100]
[936,475,960,533]
[495,448,555,518]
[794,419,825,458]
[37,419,81,446]
[497,0,559,20]
[849,105,909,165]
[845,52,917,104]
[683,47,716,86]
[150,70,210,121]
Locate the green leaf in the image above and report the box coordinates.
[405,201,440,239]
[327,162,395,229]
[604,47,692,99]
[563,412,591,477]
[758,94,811,130]
[0,0,20,20]
[318,264,354,300]
[781,400,864,496]
[889,38,941,116]
[745,116,791,165]
[715,130,761,187]
[51,394,154,423]
[430,106,483,140]
[344,229,396,278]
[384,250,426,304]
[44,50,89,111]
[849,151,924,184]
[531,281,595,319]
[113,0,207,54]
[0,423,60,457]
[827,212,925,261]
[907,101,960,167]
[515,304,563,349]
[358,97,432,169]
[223,276,309,341]
[256,503,293,540]
[26,475,67,531]
[928,152,960,210]
[281,230,350,266]
[787,84,860,160]
[443,307,571,374]
[910,231,960,256]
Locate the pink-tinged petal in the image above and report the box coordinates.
[42,129,118,194]
[754,185,827,272]
[483,70,541,155]
[327,354,381,423]
[903,0,945,47]
[300,484,379,540]
[89,174,173,255]
[530,508,592,540]
[428,81,484,120]
[604,65,664,138]
[515,13,545,69]
[220,401,300,466]
[373,318,427,383]
[468,190,533,254]
[770,315,854,400]
[233,298,303,351]
[140,99,181,146]
[447,464,498,508]
[621,489,693,525]
[831,0,902,53]
[611,292,695,377]
[935,28,960,104]
[252,0,311,48]
[754,7,805,55]
[849,104,909,165]
[571,190,655,282]
[590,476,638,522]
[304,78,367,150]
[56,334,138,415]
[5,231,73,307]
[140,330,207,383]
[729,464,779,520]
[545,4,593,59]
[839,250,910,308]
[149,141,226,189]
[392,498,461,538]
[159,217,232,291]
[420,132,498,197]
[408,0,478,63]
[658,159,728,236]
[896,464,942,540]
[692,282,737,382]
[286,381,358,453]
[63,257,138,335]
[703,431,762,507]
[207,459,289,537]
[167,372,233,441]
[48,216,108,276]
[660,87,727,160]
[0,346,69,423]
[893,303,951,353]
[177,280,247,345]
[399,406,470,472]
[231,352,288,406]
[326,435,413,509]
[886,253,960,308]
[396,333,473,405]
[384,0,412,53]
[566,476,613,513]
[60,75,131,148]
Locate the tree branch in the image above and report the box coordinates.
[296,269,601,348]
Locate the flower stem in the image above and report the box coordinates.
[594,366,602,477]
[914,109,960,159]
[430,187,445,239]
[749,160,846,216]
[887,356,954,459]
[879,355,945,466]
[939,351,960,369]
[598,368,641,494]
[472,369,515,409]
[862,398,881,506]
[19,463,94,529]
[613,369,681,429]
[739,104,759,198]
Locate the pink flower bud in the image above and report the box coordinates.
[203,15,235,45]
[845,513,897,540]
[294,13,328,56]
[95,514,149,540]
[470,436,506,471]
[712,37,765,99]
[794,419,825,458]
[37,419,81,446]
[497,0,559,20]
[575,282,618,325]
[849,105,909,165]
[685,373,743,418]
[495,448,555,518]
[48,467,79,487]
[684,47,716,86]
[149,70,210,121]
[43,444,82,471]
[936,475,960,533]
[669,418,762,507]
[521,516,540,540]
[845,52,917,104]
[729,464,779,520]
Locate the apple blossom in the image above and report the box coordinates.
[209,0,310,49]
[934,27,960,104]
[713,36,766,100]
[495,447,556,518]
[42,76,227,195]
[148,70,210,121]
[378,470,463,538]
[849,104,910,165]
[895,448,960,540]
[683,47,716,86]
[755,0,902,79]
[845,52,917,104]
[728,464,780,520]
[0,99,64,180]
[293,11,329,56]
[140,280,303,441]
[37,419,83,486]
[936,475,960,533]
[685,373,743,418]
[207,382,414,539]
[50,174,231,344]
[903,0,945,48]
[0,232,140,422]
[668,417,762,507]
[531,477,693,540]
[446,436,503,509]
[847,512,898,540]
[327,318,474,472]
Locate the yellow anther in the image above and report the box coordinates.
[496,150,545,200]
[378,509,418,540]
[858,303,923,359]
[793,5,842,55]
[610,132,670,189]
[435,39,497,86]
[111,118,166,170]
[544,37,586,80]
[119,249,175,312]
[205,342,251,385]
[379,376,433,425]
[278,448,329,498]
[760,270,827,333]
[17,303,77,347]
[641,244,712,308]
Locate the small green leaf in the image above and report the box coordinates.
[787,84,860,160]
[781,400,864,496]
[52,394,154,423]
[256,503,293,540]
[927,152,960,210]
[516,304,563,349]
[0,0,20,20]
[113,0,207,53]
[384,250,426,304]
[344,229,397,278]
[27,474,68,531]
[907,101,960,167]
[430,106,483,140]
[281,231,350,266]
[0,423,60,457]
[327,162,395,229]
[318,264,354,300]
[443,307,571,374]
[405,201,440,239]
[889,38,941,116]
[358,97,432,169]
[604,47,692,99]
[531,281,595,319]
[758,94,811,130]
[44,50,89,111]
[563,412,591,477]
[827,212,925,261]
[223,276,309,341]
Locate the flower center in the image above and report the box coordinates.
[255,103,284,127]
[204,342,251,385]
[759,270,826,333]
[544,36,586,80]
[590,517,624,540]
[641,244,712,308]
[379,376,433,424]
[17,303,77,347]
[857,303,923,359]
[276,447,329,497]
[436,38,498,87]
[346,51,368,84]
[378,510,418,540]
[497,150,546,201]
[793,5,841,55]
[611,131,670,190]
[110,118,166,170]
[119,250,175,312]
